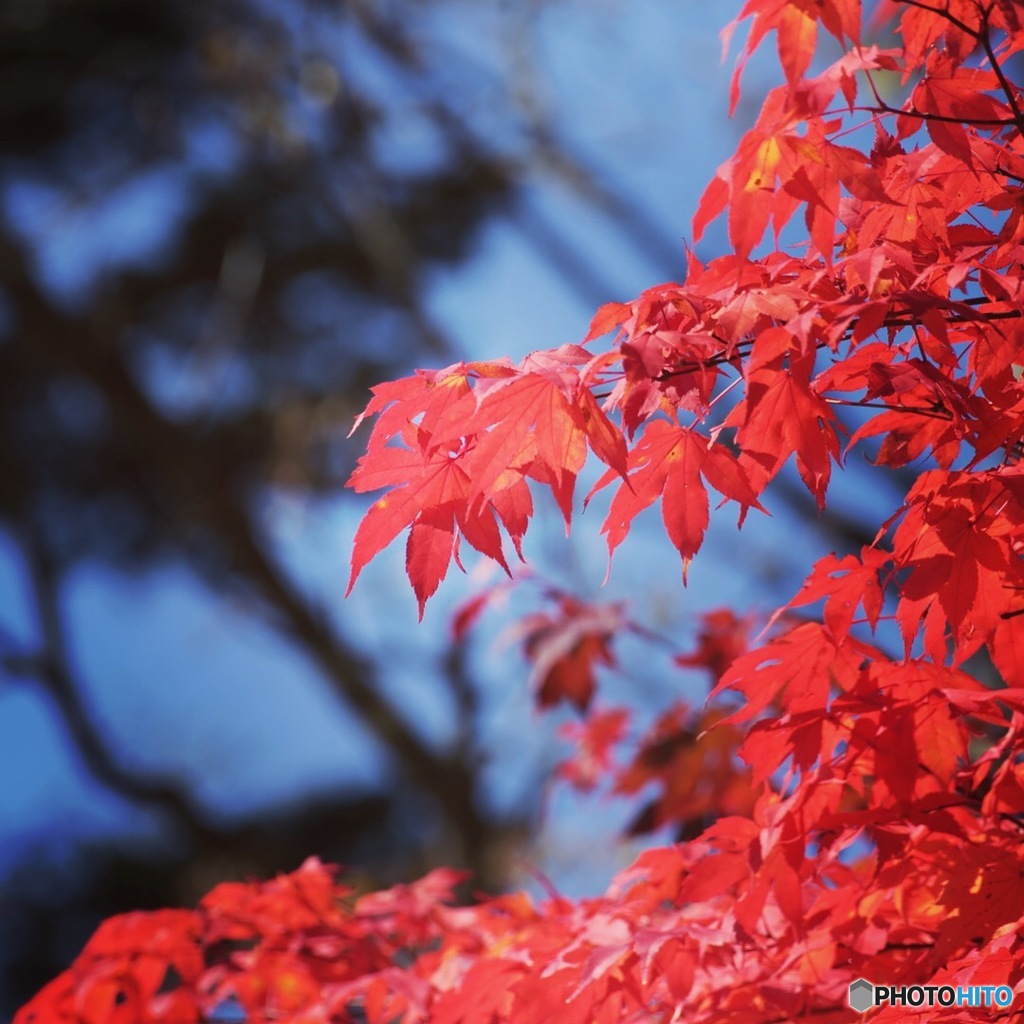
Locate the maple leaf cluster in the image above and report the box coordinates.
[19,0,1024,1021]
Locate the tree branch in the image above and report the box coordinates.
[16,521,217,839]
[3,238,505,879]
[979,4,1024,136]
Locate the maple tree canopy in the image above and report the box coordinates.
[18,0,1024,1021]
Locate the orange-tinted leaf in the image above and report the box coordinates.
[585,301,632,342]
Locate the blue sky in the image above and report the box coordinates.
[0,0,810,899]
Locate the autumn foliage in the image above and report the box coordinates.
[18,0,1024,1020]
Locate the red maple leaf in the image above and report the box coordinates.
[590,420,763,581]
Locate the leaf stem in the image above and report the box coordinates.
[822,397,953,421]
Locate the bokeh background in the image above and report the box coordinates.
[0,0,894,1016]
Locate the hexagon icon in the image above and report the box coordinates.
[849,978,873,1013]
